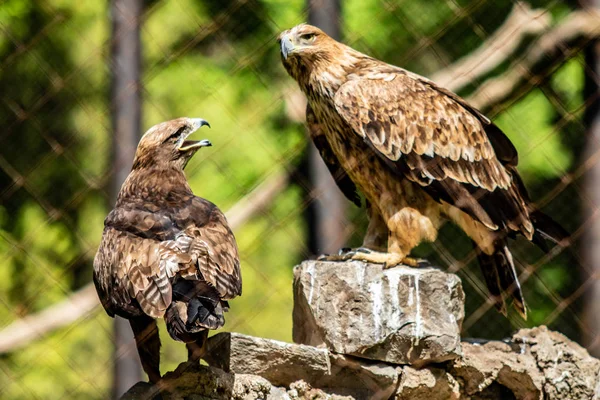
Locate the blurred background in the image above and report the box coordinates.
[0,0,599,398]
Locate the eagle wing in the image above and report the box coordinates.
[178,197,242,300]
[333,70,533,237]
[96,196,241,319]
[307,104,361,207]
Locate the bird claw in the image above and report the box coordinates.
[416,258,432,268]
[386,257,431,268]
[318,252,353,262]
[319,247,373,262]
[338,247,372,255]
[319,249,429,269]
[338,247,351,255]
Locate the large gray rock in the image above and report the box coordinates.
[204,332,330,386]
[450,326,600,400]
[120,363,359,400]
[513,326,600,400]
[204,332,398,400]
[120,363,274,400]
[293,260,464,365]
[396,366,460,400]
[451,340,544,399]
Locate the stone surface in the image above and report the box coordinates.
[396,366,460,400]
[451,340,544,399]
[513,326,600,400]
[450,326,600,400]
[285,381,354,400]
[293,260,464,365]
[204,332,330,386]
[204,332,398,399]
[121,327,600,400]
[120,363,274,400]
[120,364,355,400]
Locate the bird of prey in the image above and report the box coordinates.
[279,24,567,317]
[93,117,242,382]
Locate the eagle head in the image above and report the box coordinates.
[279,25,336,73]
[278,24,353,92]
[278,24,329,59]
[132,117,211,170]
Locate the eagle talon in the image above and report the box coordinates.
[338,247,352,255]
[397,257,429,268]
[336,247,372,256]
[318,252,354,262]
[317,253,333,260]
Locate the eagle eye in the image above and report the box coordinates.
[299,33,316,42]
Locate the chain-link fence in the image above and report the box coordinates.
[0,0,599,398]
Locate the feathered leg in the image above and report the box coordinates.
[362,201,388,251]
[373,205,438,268]
[318,204,436,268]
[129,315,162,383]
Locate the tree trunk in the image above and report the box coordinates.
[305,0,348,256]
[109,0,143,397]
[581,0,600,357]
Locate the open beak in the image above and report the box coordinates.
[178,118,211,152]
[280,33,294,60]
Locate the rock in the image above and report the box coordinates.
[232,374,274,400]
[286,381,354,400]
[160,363,272,400]
[451,326,600,400]
[204,332,398,399]
[204,332,330,386]
[513,326,600,400]
[121,365,357,400]
[120,382,159,400]
[396,366,460,400]
[451,340,544,399]
[121,326,600,400]
[120,363,274,400]
[325,353,398,399]
[293,260,464,365]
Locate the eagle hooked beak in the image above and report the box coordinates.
[280,34,294,60]
[178,118,212,152]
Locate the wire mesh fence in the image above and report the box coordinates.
[0,0,599,398]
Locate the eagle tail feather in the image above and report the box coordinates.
[165,279,225,343]
[475,240,527,319]
[530,209,569,248]
[475,244,507,316]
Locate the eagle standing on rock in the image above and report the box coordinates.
[93,117,241,382]
[279,24,567,318]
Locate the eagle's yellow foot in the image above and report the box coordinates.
[317,247,371,262]
[318,248,401,268]
[318,249,432,269]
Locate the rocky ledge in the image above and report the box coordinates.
[121,260,600,400]
[122,327,600,399]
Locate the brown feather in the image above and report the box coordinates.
[307,104,361,207]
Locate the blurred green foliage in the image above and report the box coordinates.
[0,0,586,398]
